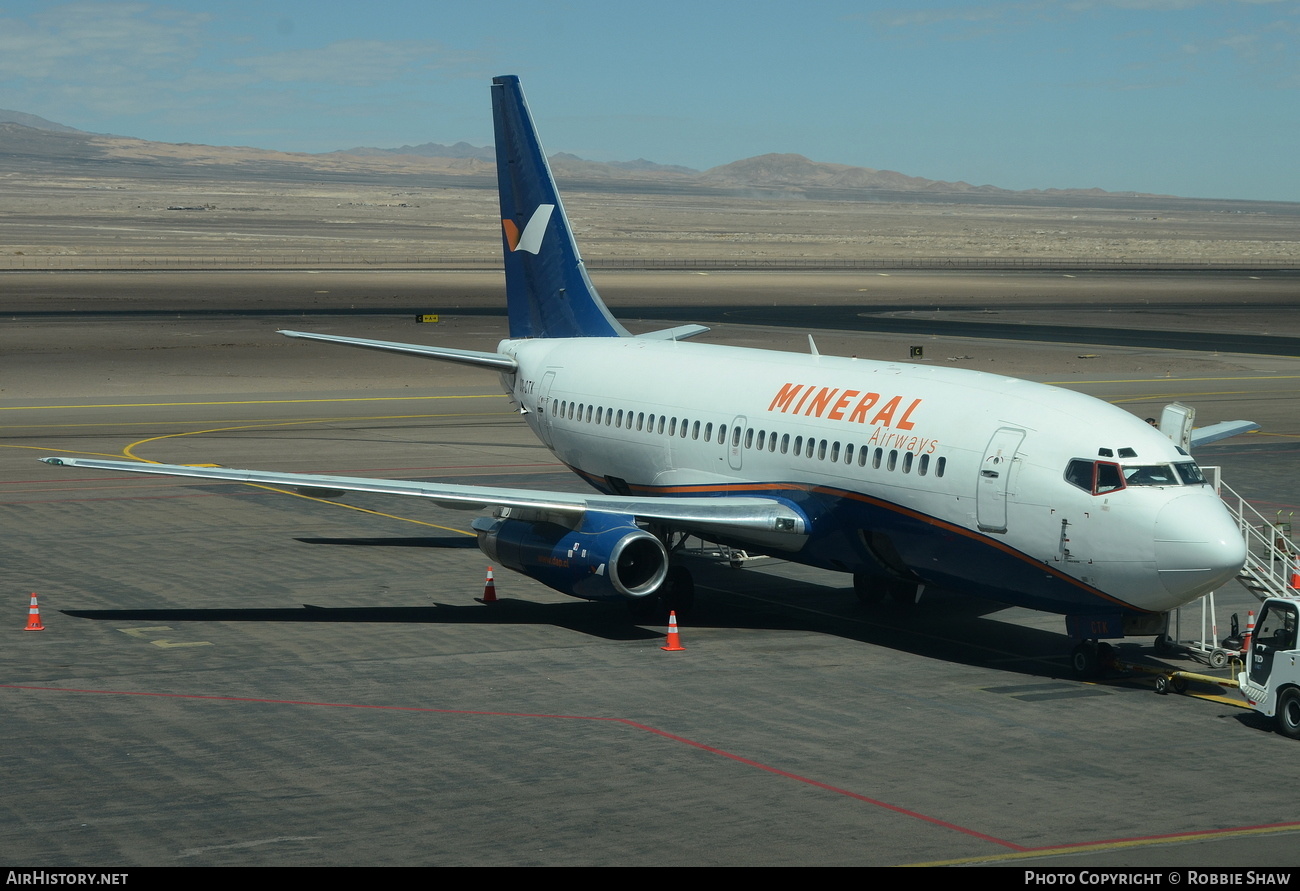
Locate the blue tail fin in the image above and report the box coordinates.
[492,75,628,339]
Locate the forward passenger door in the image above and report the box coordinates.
[977,427,1025,533]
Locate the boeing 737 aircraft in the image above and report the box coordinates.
[44,75,1249,675]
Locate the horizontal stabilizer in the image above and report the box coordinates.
[1189,420,1260,449]
[635,325,710,342]
[278,330,516,371]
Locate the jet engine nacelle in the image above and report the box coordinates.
[471,512,668,602]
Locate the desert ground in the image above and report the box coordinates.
[3,162,1298,270]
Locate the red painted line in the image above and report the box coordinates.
[27,684,1293,851]
[2,683,1021,850]
[615,718,1025,850]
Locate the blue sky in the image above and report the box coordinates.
[1,1,1297,201]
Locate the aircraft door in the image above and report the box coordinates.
[536,371,558,448]
[1159,402,1195,453]
[728,415,746,471]
[977,427,1025,534]
[1249,600,1298,688]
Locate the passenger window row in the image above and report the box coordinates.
[554,400,945,478]
[557,401,718,441]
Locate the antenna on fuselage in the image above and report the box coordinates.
[808,335,819,357]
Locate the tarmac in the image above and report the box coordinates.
[2,269,1299,866]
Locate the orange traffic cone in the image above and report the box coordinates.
[476,566,498,604]
[1244,610,1255,654]
[1290,554,1300,590]
[660,610,685,652]
[24,592,44,632]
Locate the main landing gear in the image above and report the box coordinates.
[627,565,695,620]
[853,572,921,609]
[628,527,696,621]
[1070,640,1116,679]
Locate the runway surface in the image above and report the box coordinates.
[3,271,1299,866]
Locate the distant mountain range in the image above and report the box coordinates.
[0,109,85,134]
[0,107,1160,201]
[336,140,496,161]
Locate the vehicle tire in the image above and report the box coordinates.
[1209,649,1229,670]
[1277,688,1300,741]
[1071,642,1099,679]
[1154,676,1169,695]
[1172,675,1188,694]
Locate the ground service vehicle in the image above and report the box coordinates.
[1238,597,1300,739]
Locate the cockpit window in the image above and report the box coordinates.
[1065,459,1125,495]
[1123,465,1178,487]
[1067,458,1208,493]
[1066,460,1093,491]
[1095,463,1124,493]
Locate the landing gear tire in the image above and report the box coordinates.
[1071,641,1102,679]
[888,579,919,612]
[853,572,887,607]
[627,594,664,621]
[1154,634,1177,657]
[1276,688,1300,741]
[629,566,695,622]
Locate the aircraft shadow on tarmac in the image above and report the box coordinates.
[57,554,1184,683]
[60,601,664,641]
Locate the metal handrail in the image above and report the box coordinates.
[1205,466,1297,601]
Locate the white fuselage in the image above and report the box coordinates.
[501,336,1245,618]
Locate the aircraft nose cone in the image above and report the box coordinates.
[1154,493,1247,601]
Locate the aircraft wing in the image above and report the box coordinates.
[40,457,807,549]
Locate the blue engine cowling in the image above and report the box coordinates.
[471,512,668,602]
